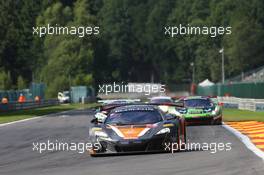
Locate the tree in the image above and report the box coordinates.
[17,76,27,90]
[36,0,96,97]
[0,71,12,90]
[0,0,43,85]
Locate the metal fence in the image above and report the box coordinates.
[0,99,59,112]
[218,96,264,111]
[0,89,31,102]
[197,82,264,99]
[0,83,45,102]
[70,86,95,103]
[30,83,45,100]
[226,65,264,83]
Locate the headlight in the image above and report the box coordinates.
[212,110,217,115]
[212,106,220,115]
[203,108,212,113]
[156,128,170,135]
[178,108,187,114]
[94,131,108,137]
[94,131,114,141]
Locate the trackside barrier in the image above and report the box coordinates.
[196,82,264,99]
[0,99,59,112]
[218,97,264,111]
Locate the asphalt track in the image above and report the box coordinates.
[0,109,264,175]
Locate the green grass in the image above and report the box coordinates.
[0,103,99,124]
[3,105,263,124]
[223,108,264,122]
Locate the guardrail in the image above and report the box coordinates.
[0,99,59,112]
[218,97,264,111]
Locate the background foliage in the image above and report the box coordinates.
[0,0,264,97]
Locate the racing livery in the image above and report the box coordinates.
[176,96,222,125]
[89,104,186,156]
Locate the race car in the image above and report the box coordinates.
[89,104,186,156]
[58,91,70,103]
[175,96,222,125]
[149,96,173,103]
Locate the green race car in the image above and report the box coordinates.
[176,96,222,125]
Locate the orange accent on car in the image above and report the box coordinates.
[117,126,147,139]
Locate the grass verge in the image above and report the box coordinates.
[2,105,263,124]
[0,103,99,124]
[223,108,264,122]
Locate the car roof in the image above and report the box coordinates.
[112,105,157,113]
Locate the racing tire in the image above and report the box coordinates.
[213,117,222,125]
[165,127,181,153]
[175,126,181,152]
[183,123,187,143]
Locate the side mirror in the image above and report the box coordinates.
[91,118,98,124]
[94,112,107,123]
[175,101,184,107]
[164,114,177,120]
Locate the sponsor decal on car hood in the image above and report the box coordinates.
[108,125,151,139]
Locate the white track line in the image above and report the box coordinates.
[0,116,43,127]
[223,123,264,161]
[0,109,77,128]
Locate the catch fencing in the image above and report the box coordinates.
[0,83,45,102]
[197,82,264,99]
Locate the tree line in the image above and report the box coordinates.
[0,0,264,97]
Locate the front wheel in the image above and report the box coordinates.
[212,117,222,125]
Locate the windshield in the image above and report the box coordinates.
[185,99,213,108]
[105,111,162,125]
[150,99,173,103]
